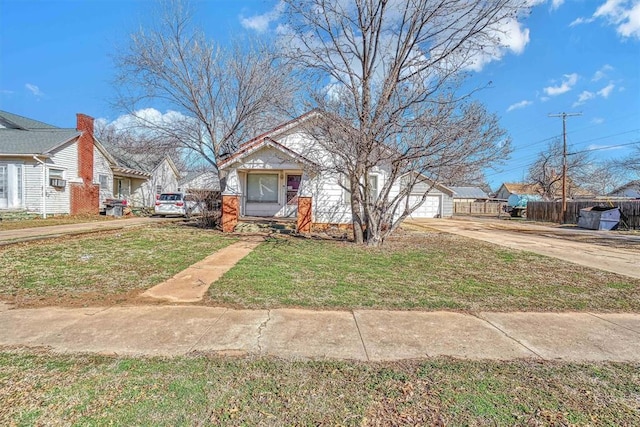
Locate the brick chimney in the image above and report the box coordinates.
[76,113,95,184]
[70,113,99,215]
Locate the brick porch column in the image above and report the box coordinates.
[297,196,312,233]
[221,195,239,233]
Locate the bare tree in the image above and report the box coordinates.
[281,0,516,245]
[113,0,299,173]
[616,145,640,179]
[580,160,628,196]
[527,139,591,200]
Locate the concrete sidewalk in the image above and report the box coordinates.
[1,304,638,362]
[0,217,171,245]
[141,238,263,303]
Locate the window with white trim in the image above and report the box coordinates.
[247,174,278,203]
[98,174,109,189]
[342,174,379,204]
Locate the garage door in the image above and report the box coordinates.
[408,195,441,218]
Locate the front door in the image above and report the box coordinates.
[284,174,302,217]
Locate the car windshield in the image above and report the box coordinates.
[159,194,182,201]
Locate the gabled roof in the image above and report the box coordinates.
[401,171,454,196]
[0,110,80,155]
[100,142,180,179]
[608,180,640,196]
[235,110,320,152]
[219,136,319,170]
[449,186,489,199]
[499,182,541,196]
[0,110,58,130]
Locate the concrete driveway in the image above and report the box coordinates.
[406,218,640,279]
[0,216,178,245]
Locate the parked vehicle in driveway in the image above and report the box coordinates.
[154,193,201,217]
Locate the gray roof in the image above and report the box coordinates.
[102,143,165,173]
[0,110,80,155]
[0,110,58,130]
[450,186,490,199]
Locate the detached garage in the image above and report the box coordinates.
[406,179,454,219]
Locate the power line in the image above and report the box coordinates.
[569,140,640,155]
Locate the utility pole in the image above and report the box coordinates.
[549,112,581,223]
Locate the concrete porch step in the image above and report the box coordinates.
[235,217,297,234]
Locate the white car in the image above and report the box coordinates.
[154,193,201,217]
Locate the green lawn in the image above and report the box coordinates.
[1,352,638,426]
[0,225,236,307]
[207,232,640,312]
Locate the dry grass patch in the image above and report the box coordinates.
[206,231,640,311]
[0,214,116,231]
[1,351,638,426]
[0,225,236,307]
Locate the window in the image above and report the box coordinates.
[98,174,109,189]
[247,174,278,203]
[48,168,66,188]
[341,174,379,205]
[49,168,64,179]
[156,184,163,195]
[341,175,351,205]
[369,174,378,199]
[1,164,24,209]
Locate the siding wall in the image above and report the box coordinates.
[23,160,43,213]
[93,146,113,208]
[44,141,79,214]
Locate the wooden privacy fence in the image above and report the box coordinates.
[454,201,506,216]
[527,200,640,229]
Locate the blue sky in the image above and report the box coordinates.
[1,0,638,189]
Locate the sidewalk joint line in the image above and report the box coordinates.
[257,310,271,354]
[472,313,545,360]
[351,311,370,362]
[587,312,640,335]
[186,308,229,354]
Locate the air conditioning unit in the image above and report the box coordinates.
[50,178,67,188]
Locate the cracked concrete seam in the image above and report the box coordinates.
[587,312,640,335]
[471,313,545,360]
[257,310,271,354]
[351,311,370,362]
[185,308,228,355]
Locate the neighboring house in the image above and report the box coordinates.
[179,170,220,193]
[218,112,454,232]
[0,110,99,216]
[494,183,541,201]
[495,181,593,201]
[449,186,490,203]
[608,180,640,198]
[102,145,180,208]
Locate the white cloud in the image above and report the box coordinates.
[99,108,192,134]
[593,0,640,39]
[551,0,565,10]
[572,90,595,107]
[543,73,579,96]
[466,17,530,71]
[590,117,605,125]
[25,83,44,97]
[506,100,533,112]
[240,1,285,33]
[592,64,614,81]
[598,82,615,97]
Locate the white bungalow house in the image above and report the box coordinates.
[218,112,453,232]
[99,144,181,209]
[0,110,100,217]
[0,110,180,216]
[608,180,640,199]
